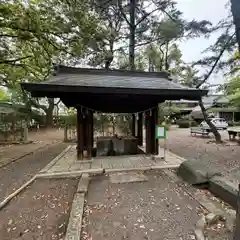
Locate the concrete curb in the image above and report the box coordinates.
[37,164,180,178]
[77,173,89,194]
[65,174,91,240]
[39,145,72,173]
[105,164,179,174]
[64,192,85,240]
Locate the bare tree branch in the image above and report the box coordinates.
[196,32,235,88]
[0,56,32,64]
[117,0,131,26]
[135,8,161,27]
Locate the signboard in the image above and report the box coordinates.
[156,126,166,139]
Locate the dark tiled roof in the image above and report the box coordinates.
[45,73,190,90]
[40,65,194,90]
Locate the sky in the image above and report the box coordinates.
[176,0,230,85]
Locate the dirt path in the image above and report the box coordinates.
[0,178,78,240]
[0,142,68,202]
[160,128,240,182]
[82,171,207,240]
[0,129,64,168]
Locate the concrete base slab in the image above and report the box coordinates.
[105,166,151,174]
[110,172,148,184]
[65,192,85,240]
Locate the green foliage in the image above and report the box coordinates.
[57,115,77,126]
[161,121,171,131]
[158,103,180,123]
[176,119,190,128]
[225,76,240,108]
[189,120,199,127]
[1,0,103,126]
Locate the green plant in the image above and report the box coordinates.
[189,120,199,127]
[233,121,240,126]
[176,119,190,128]
[161,121,171,131]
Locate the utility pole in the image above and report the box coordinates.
[231,0,240,51]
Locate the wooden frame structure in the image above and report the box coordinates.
[21,65,208,160]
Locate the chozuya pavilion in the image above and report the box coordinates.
[21,65,207,160]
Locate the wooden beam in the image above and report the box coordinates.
[76,108,84,160]
[137,112,143,146]
[132,114,136,137]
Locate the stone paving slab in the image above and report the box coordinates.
[39,145,185,176]
[109,172,148,184]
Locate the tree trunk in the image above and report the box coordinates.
[199,99,222,143]
[231,0,240,52]
[129,0,136,71]
[45,98,54,128]
[164,42,169,71]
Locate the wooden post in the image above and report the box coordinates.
[154,106,159,155]
[145,111,151,154]
[23,127,28,143]
[64,125,68,142]
[87,110,93,160]
[76,108,84,160]
[132,114,136,137]
[137,112,143,146]
[233,184,240,240]
[150,108,155,154]
[91,112,94,147]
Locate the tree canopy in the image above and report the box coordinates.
[1,0,239,128]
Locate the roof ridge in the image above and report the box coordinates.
[53,65,171,79]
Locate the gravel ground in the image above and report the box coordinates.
[82,170,207,240]
[160,128,240,182]
[0,178,78,240]
[0,142,68,202]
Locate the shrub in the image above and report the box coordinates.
[189,120,198,127]
[233,121,240,126]
[177,120,190,128]
[161,121,171,131]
